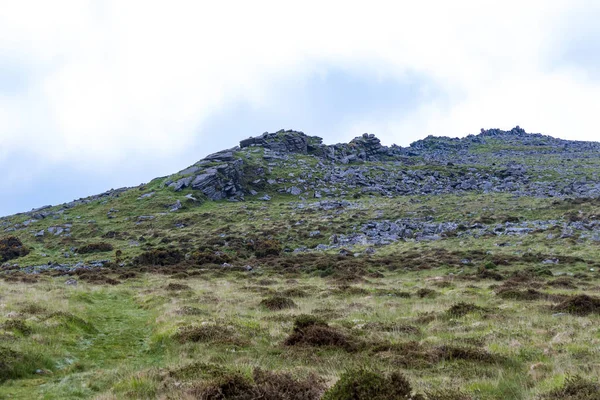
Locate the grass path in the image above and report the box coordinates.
[0,289,157,399]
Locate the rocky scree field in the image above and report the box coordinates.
[1,127,600,399]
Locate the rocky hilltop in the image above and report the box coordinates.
[162,126,600,203]
[2,125,600,272]
[3,126,600,399]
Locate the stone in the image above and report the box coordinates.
[204,151,235,162]
[169,176,194,192]
[48,226,64,236]
[137,192,155,200]
[542,258,559,264]
[169,200,182,212]
[178,165,201,175]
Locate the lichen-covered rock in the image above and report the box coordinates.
[240,129,317,154]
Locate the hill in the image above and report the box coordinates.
[1,127,600,399]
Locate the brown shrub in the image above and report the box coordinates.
[0,236,29,262]
[331,285,370,296]
[416,288,439,298]
[260,296,297,311]
[135,249,184,266]
[496,288,561,301]
[552,295,600,316]
[252,368,326,400]
[446,302,487,318]
[284,315,357,352]
[322,369,416,400]
[165,283,191,291]
[371,341,502,369]
[184,364,325,400]
[2,273,39,284]
[174,324,245,346]
[547,277,578,289]
[476,269,504,281]
[248,239,282,258]
[192,251,232,265]
[118,271,137,279]
[76,242,113,254]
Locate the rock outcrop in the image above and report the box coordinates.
[156,126,600,202]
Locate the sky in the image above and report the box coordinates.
[1,1,599,217]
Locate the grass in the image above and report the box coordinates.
[1,141,600,398]
[0,256,599,398]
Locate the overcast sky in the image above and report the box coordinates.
[1,1,599,216]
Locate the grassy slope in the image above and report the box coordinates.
[1,139,600,399]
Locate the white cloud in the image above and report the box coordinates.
[0,0,599,170]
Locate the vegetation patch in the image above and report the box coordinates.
[547,277,578,289]
[373,289,412,298]
[192,250,232,265]
[446,302,488,317]
[260,296,297,310]
[417,288,439,298]
[175,306,208,316]
[76,273,121,285]
[248,239,282,258]
[173,324,247,346]
[0,346,53,382]
[552,295,600,316]
[371,341,502,369]
[496,288,555,301]
[539,375,600,399]
[278,287,310,298]
[332,284,370,296]
[135,249,184,266]
[322,368,417,400]
[165,282,192,291]
[0,236,29,262]
[0,319,32,336]
[76,242,114,254]
[476,268,504,281]
[184,364,326,400]
[46,312,98,334]
[425,389,473,400]
[362,322,420,334]
[20,303,48,315]
[285,315,358,351]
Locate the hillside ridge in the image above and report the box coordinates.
[4,126,600,222]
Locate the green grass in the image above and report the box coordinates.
[2,141,600,398]
[0,256,599,398]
